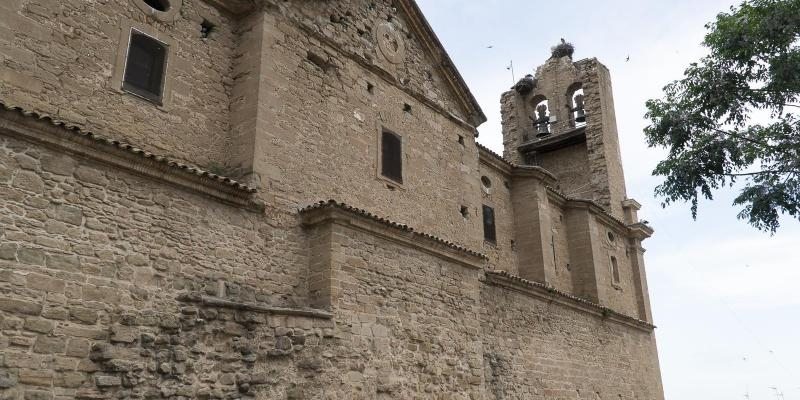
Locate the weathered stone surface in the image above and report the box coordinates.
[0,1,662,399]
[0,298,42,315]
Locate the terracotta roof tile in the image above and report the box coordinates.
[299,200,487,259]
[0,101,257,194]
[486,270,655,329]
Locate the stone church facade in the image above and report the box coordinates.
[0,0,664,399]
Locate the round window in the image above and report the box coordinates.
[607,231,616,242]
[132,0,182,22]
[143,0,170,11]
[480,176,492,189]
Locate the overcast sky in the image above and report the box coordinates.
[416,1,800,399]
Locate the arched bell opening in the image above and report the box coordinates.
[566,82,586,128]
[530,95,551,138]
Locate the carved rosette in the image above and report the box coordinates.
[375,22,406,65]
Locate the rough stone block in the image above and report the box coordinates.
[26,273,66,293]
[45,254,79,272]
[0,298,42,315]
[10,170,45,194]
[23,390,53,400]
[18,370,53,387]
[65,338,91,358]
[0,243,17,260]
[53,205,82,226]
[24,318,55,334]
[17,247,46,266]
[33,336,66,354]
[69,307,98,325]
[40,153,77,176]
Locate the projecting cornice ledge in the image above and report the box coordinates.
[299,200,488,270]
[0,102,264,211]
[203,0,257,16]
[484,271,656,332]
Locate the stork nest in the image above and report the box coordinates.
[551,42,575,59]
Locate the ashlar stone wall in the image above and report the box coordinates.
[0,0,237,168]
[481,277,664,400]
[249,2,486,250]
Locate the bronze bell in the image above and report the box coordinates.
[574,108,586,123]
[536,122,550,136]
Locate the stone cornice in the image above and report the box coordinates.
[546,187,654,240]
[0,102,264,211]
[293,23,479,134]
[477,144,513,175]
[395,0,486,127]
[299,200,487,270]
[484,271,656,332]
[203,0,257,16]
[178,293,332,319]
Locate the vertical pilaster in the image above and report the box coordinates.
[511,178,555,284]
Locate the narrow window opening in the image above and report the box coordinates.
[482,205,496,243]
[381,130,403,184]
[123,30,168,104]
[460,206,469,219]
[610,256,621,285]
[607,231,616,243]
[403,103,412,114]
[367,82,375,94]
[200,19,215,39]
[143,0,170,11]
[457,135,465,146]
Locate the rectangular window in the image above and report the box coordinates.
[122,30,168,104]
[482,205,496,243]
[381,130,403,183]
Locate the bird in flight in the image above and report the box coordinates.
[626,55,630,62]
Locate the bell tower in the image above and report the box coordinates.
[501,42,629,218]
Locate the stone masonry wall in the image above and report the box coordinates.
[0,134,316,399]
[481,282,664,400]
[251,3,484,249]
[0,0,236,168]
[477,160,517,275]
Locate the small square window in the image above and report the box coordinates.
[381,130,403,184]
[122,30,168,104]
[482,205,496,243]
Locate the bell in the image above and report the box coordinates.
[536,122,550,136]
[574,108,586,123]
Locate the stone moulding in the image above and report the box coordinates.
[484,271,656,332]
[177,293,333,319]
[294,23,479,134]
[299,200,487,270]
[546,186,654,239]
[477,143,559,187]
[0,101,264,211]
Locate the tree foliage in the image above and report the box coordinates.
[644,0,800,233]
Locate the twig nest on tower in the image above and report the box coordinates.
[551,41,575,58]
[514,74,536,95]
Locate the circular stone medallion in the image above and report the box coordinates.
[376,22,406,65]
